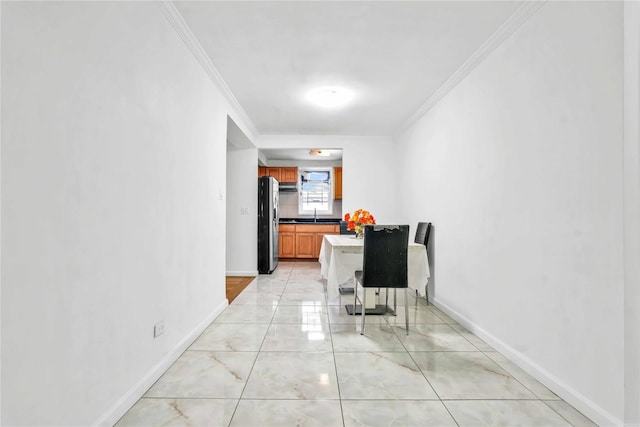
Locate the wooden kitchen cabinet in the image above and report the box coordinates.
[312,224,340,258]
[295,233,316,258]
[280,167,298,182]
[314,233,327,257]
[296,224,339,258]
[265,167,281,182]
[278,224,296,258]
[334,167,342,200]
[278,224,339,259]
[258,166,298,183]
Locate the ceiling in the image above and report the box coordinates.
[175,1,522,137]
[260,148,343,162]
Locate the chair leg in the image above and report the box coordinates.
[355,280,366,334]
[393,288,397,314]
[404,288,409,335]
[361,291,366,335]
[425,283,429,305]
[353,279,358,315]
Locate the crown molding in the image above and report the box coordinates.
[395,0,546,137]
[155,1,258,142]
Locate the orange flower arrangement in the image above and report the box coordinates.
[344,209,376,237]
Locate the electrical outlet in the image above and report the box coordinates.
[154,321,164,338]
[241,207,249,215]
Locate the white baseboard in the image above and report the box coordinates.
[226,270,258,276]
[431,297,623,427]
[94,299,228,427]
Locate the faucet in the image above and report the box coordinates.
[314,208,317,222]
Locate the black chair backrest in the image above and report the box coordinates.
[361,225,409,289]
[414,222,432,245]
[340,220,355,235]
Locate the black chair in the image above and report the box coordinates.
[415,222,432,305]
[354,224,410,335]
[340,221,356,235]
[414,222,432,245]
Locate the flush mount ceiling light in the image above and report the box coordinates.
[310,149,331,157]
[306,86,354,108]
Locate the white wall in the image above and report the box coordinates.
[624,2,640,425]
[0,2,3,422]
[395,2,624,425]
[225,116,258,277]
[1,2,234,425]
[257,135,398,223]
[226,145,258,276]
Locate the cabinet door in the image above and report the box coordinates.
[314,233,326,259]
[334,167,342,200]
[313,226,340,258]
[265,167,281,182]
[258,166,266,177]
[295,233,316,258]
[279,232,295,258]
[281,167,298,182]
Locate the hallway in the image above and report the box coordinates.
[115,261,597,426]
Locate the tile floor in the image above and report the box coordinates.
[115,261,598,427]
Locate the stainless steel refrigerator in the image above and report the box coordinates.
[258,176,279,274]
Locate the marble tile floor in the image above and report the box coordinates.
[115,261,598,427]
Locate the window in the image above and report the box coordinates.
[298,168,333,215]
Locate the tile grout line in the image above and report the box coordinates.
[224,266,287,426]
[398,325,461,426]
[325,276,348,427]
[117,261,590,426]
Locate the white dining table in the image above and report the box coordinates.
[318,234,430,311]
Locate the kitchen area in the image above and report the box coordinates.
[226,137,396,279]
[257,149,343,273]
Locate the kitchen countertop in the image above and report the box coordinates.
[279,218,341,224]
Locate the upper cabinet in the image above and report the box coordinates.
[258,166,298,183]
[265,167,281,181]
[281,167,298,182]
[334,167,343,200]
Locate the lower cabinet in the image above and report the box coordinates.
[278,225,296,258]
[295,233,316,258]
[278,224,339,259]
[314,233,327,257]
